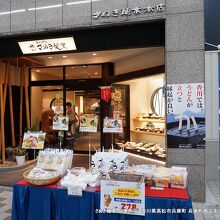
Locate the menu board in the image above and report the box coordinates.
[53,116,69,131]
[22,132,46,149]
[167,83,205,148]
[101,180,145,216]
[79,114,98,133]
[103,118,123,133]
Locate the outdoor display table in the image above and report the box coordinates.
[12,180,194,220]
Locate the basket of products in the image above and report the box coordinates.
[107,172,144,183]
[23,168,60,186]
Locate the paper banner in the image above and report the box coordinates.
[101,86,111,102]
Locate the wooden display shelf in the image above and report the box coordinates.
[133,118,165,123]
[114,147,166,162]
[131,130,165,136]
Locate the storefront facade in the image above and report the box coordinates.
[0,0,206,202]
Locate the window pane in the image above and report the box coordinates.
[31,67,63,81]
[66,65,102,79]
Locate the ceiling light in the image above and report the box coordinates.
[36,69,41,73]
[48,56,53,59]
[71,66,75,69]
[92,53,97,56]
[82,65,87,68]
[62,55,67,58]
[94,72,98,75]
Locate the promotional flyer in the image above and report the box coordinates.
[53,116,69,131]
[22,132,46,149]
[79,114,98,133]
[101,180,145,216]
[167,83,205,148]
[103,118,123,133]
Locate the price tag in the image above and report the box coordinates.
[67,187,82,196]
[101,180,145,216]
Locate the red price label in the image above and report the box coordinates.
[121,203,137,210]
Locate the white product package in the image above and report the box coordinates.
[36,149,73,176]
[91,151,128,175]
[61,169,100,190]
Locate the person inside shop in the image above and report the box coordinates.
[66,102,79,137]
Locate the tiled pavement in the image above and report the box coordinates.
[0,183,219,220]
[0,186,12,220]
[0,155,219,220]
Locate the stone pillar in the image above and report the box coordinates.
[166,0,205,202]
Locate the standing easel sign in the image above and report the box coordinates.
[52,116,69,131]
[22,131,46,150]
[79,114,98,165]
[103,118,123,133]
[79,114,98,133]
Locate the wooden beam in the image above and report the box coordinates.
[0,65,5,162]
[19,66,24,145]
[3,62,9,115]
[8,66,16,146]
[0,57,44,67]
[24,65,30,129]
[0,62,2,159]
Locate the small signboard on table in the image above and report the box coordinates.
[22,132,46,149]
[53,116,69,131]
[100,180,145,216]
[103,118,123,133]
[79,114,98,133]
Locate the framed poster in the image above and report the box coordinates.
[79,114,98,133]
[103,118,123,133]
[53,116,69,131]
[167,83,205,148]
[100,180,145,216]
[22,132,46,149]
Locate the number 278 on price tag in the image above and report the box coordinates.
[121,203,137,210]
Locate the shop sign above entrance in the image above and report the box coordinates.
[18,37,76,54]
[93,3,165,19]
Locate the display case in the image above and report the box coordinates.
[114,79,166,162]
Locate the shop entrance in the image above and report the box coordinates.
[66,89,101,154]
[28,46,165,164]
[0,22,166,167]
